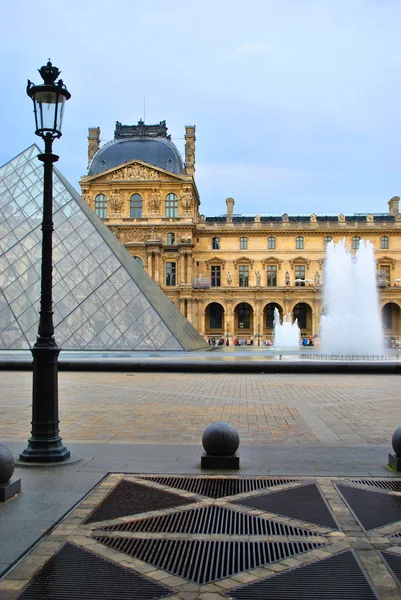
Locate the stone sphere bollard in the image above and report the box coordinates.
[392,427,401,457]
[202,422,240,456]
[0,444,15,485]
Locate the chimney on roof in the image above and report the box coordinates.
[388,196,400,216]
[226,197,235,222]
[185,125,196,176]
[88,127,100,166]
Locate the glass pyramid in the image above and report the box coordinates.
[0,145,207,351]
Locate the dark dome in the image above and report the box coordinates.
[88,137,185,176]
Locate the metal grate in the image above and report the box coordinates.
[15,542,174,600]
[336,483,401,530]
[100,505,321,536]
[85,479,194,524]
[351,479,401,492]
[381,551,401,586]
[233,483,339,530]
[93,537,325,585]
[139,476,297,498]
[227,550,378,599]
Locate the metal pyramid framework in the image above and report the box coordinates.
[0,145,207,351]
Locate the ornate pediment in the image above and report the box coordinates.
[289,256,311,268]
[377,256,396,270]
[233,256,254,269]
[205,256,226,269]
[84,160,186,183]
[261,256,283,269]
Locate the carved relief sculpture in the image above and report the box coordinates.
[314,271,320,286]
[111,164,167,181]
[81,191,91,205]
[149,188,161,214]
[338,213,346,222]
[255,214,261,223]
[255,271,261,286]
[285,271,290,286]
[310,213,317,223]
[227,271,232,286]
[181,189,193,212]
[367,213,374,222]
[282,213,289,223]
[109,189,123,215]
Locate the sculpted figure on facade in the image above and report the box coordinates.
[111,164,164,181]
[81,191,91,205]
[255,214,260,223]
[149,188,161,214]
[109,189,123,215]
[255,271,261,286]
[282,213,289,223]
[199,214,206,223]
[338,213,346,222]
[314,271,320,286]
[227,271,232,286]
[181,189,193,212]
[285,271,290,286]
[310,213,317,223]
[366,213,374,222]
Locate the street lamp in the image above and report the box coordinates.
[257,323,260,346]
[20,61,71,463]
[226,322,229,345]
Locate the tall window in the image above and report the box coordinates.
[268,236,276,250]
[130,193,142,218]
[240,237,248,250]
[239,265,249,287]
[267,265,277,287]
[381,236,389,249]
[295,265,305,286]
[296,236,304,250]
[165,262,176,286]
[95,194,107,218]
[133,256,143,267]
[293,303,308,329]
[165,193,178,217]
[380,265,391,286]
[212,236,220,250]
[324,236,332,249]
[352,236,360,250]
[211,265,221,287]
[238,303,251,329]
[167,232,175,245]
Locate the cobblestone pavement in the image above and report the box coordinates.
[1,371,400,446]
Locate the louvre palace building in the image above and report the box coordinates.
[79,120,401,343]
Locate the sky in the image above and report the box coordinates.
[1,0,401,216]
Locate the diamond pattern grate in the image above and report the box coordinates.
[100,505,321,536]
[351,479,401,492]
[93,537,325,585]
[139,476,298,498]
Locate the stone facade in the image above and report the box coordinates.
[80,122,401,343]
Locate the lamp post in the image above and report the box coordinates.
[226,322,229,345]
[20,61,71,463]
[257,322,260,346]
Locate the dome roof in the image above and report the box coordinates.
[88,136,185,176]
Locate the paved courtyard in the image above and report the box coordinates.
[1,370,400,447]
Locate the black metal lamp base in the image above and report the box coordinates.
[19,442,70,463]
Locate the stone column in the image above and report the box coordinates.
[186,297,193,323]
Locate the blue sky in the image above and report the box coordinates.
[1,0,400,216]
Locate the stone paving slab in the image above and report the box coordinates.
[2,474,401,599]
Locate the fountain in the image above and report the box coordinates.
[273,308,301,349]
[320,239,384,355]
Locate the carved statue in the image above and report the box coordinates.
[227,271,232,286]
[282,213,289,223]
[254,214,261,223]
[314,271,320,286]
[285,271,290,286]
[148,226,158,240]
[181,189,193,211]
[109,189,123,214]
[111,164,163,181]
[367,213,374,222]
[338,213,346,222]
[81,191,91,205]
[199,214,206,223]
[255,271,261,286]
[310,213,317,223]
[149,189,161,214]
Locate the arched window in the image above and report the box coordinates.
[167,232,175,245]
[296,236,304,250]
[324,236,332,249]
[95,194,107,218]
[352,236,360,250]
[381,236,389,249]
[268,236,276,250]
[237,303,251,329]
[133,256,143,267]
[130,193,142,218]
[240,236,248,250]
[212,236,220,250]
[165,193,178,217]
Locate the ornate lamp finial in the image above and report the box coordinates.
[38,60,61,85]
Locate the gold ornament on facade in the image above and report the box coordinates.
[111,164,166,181]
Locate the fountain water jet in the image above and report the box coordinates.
[273,308,301,349]
[320,239,384,355]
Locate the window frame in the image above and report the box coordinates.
[212,236,220,250]
[211,265,221,287]
[296,236,304,250]
[352,236,360,250]
[167,232,175,245]
[129,193,142,218]
[165,262,176,286]
[267,265,277,287]
[95,193,107,219]
[267,236,276,250]
[240,236,248,250]
[381,236,389,250]
[324,236,332,249]
[165,193,178,218]
[238,265,249,287]
[295,264,306,286]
